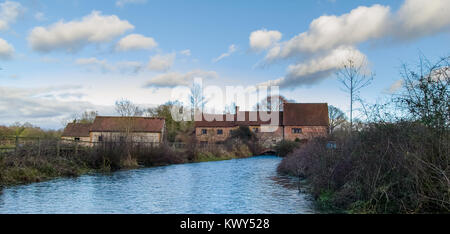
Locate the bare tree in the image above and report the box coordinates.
[78,111,98,123]
[336,58,373,132]
[115,98,143,117]
[257,95,291,111]
[397,55,449,129]
[328,105,347,134]
[189,83,207,119]
[224,102,237,114]
[114,99,143,143]
[62,111,98,127]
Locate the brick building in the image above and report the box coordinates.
[61,116,166,144]
[195,103,329,146]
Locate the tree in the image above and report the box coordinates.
[145,101,194,142]
[336,58,373,132]
[115,98,143,117]
[224,102,237,114]
[189,83,207,119]
[328,105,347,134]
[257,95,291,111]
[396,56,449,130]
[78,111,98,123]
[229,126,256,143]
[67,111,98,125]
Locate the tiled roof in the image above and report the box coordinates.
[195,111,283,127]
[62,123,92,137]
[90,116,165,133]
[283,103,329,126]
[194,103,329,128]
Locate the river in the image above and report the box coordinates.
[0,156,316,214]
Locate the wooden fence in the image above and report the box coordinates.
[0,136,221,157]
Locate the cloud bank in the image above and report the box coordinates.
[0,1,23,31]
[144,70,218,88]
[253,0,450,88]
[28,11,134,53]
[0,38,14,59]
[147,53,176,72]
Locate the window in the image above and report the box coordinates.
[74,137,80,141]
[200,141,208,145]
[292,128,302,134]
[217,129,223,135]
[98,136,103,142]
[201,129,207,135]
[119,136,125,142]
[252,127,259,133]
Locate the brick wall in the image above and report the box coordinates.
[195,127,235,143]
[283,126,328,142]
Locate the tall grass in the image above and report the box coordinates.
[278,122,449,213]
[0,139,256,187]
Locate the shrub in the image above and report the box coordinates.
[278,122,449,213]
[274,140,299,157]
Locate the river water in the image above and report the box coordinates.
[0,156,316,214]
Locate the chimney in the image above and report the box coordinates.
[235,106,239,121]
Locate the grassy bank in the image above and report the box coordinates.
[194,144,253,162]
[0,140,255,187]
[277,122,449,214]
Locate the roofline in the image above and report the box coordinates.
[95,116,165,120]
[284,103,328,105]
[89,130,163,133]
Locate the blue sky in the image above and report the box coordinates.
[0,0,449,129]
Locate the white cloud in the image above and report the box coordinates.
[254,0,450,88]
[213,44,237,63]
[34,12,46,21]
[0,38,14,59]
[388,80,404,93]
[395,0,450,39]
[76,57,144,74]
[40,56,59,63]
[180,49,191,56]
[0,1,24,31]
[147,53,176,72]
[76,57,114,72]
[262,47,367,88]
[28,11,134,53]
[264,4,390,61]
[144,70,218,88]
[116,34,158,51]
[116,0,147,7]
[249,29,282,52]
[0,85,114,129]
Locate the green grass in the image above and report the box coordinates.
[194,151,236,162]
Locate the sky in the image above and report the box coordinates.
[0,0,449,129]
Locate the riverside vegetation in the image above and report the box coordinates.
[0,119,259,187]
[278,56,449,214]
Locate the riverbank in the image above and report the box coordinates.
[0,142,255,187]
[277,122,449,214]
[0,156,314,214]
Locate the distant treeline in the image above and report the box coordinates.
[0,123,61,139]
